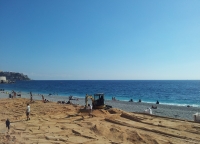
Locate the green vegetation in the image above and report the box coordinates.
[0,71,31,81]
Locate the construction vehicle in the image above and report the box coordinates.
[85,93,112,109]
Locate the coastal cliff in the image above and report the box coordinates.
[0,71,31,82]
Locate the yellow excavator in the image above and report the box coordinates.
[85,93,112,109]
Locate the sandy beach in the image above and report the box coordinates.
[1,91,200,143]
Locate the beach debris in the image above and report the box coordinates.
[193,113,200,122]
[144,108,152,115]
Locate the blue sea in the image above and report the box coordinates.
[1,80,200,107]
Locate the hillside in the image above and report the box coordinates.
[0,71,31,81]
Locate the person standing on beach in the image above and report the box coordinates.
[42,95,44,102]
[26,103,30,120]
[14,91,16,98]
[11,90,14,98]
[6,118,10,132]
[30,92,33,102]
[88,104,93,117]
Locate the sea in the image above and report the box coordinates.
[1,80,200,107]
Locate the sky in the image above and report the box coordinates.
[0,0,200,80]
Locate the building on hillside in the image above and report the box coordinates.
[0,76,8,83]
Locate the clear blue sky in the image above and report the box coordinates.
[0,0,200,80]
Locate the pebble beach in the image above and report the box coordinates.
[1,91,199,121]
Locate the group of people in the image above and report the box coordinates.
[41,95,50,103]
[57,100,72,104]
[8,90,22,98]
[57,95,80,104]
[69,95,79,101]
[144,105,158,114]
[9,90,16,98]
[128,98,159,104]
[112,97,117,101]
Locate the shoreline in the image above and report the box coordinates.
[0,91,199,121]
[1,88,199,108]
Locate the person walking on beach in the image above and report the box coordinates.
[6,118,10,132]
[26,103,30,120]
